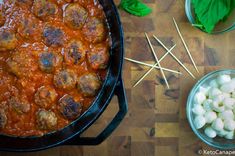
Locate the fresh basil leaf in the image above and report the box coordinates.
[119,0,152,17]
[192,0,234,33]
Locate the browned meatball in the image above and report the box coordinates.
[0,5,5,26]
[39,52,62,73]
[64,40,87,65]
[34,86,58,109]
[0,109,7,129]
[64,3,88,29]
[43,26,64,47]
[36,109,57,130]
[17,18,37,39]
[0,30,18,51]
[54,70,77,90]
[8,97,30,114]
[7,52,35,78]
[58,95,82,120]
[15,0,33,7]
[77,73,101,97]
[32,0,58,19]
[82,17,106,43]
[87,44,109,70]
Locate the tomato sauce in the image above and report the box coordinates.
[0,0,110,136]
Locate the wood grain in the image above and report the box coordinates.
[0,0,235,155]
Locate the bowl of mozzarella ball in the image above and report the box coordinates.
[187,70,235,149]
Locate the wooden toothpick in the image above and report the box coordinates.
[153,35,196,79]
[124,57,182,75]
[141,33,170,89]
[172,17,199,74]
[131,44,177,88]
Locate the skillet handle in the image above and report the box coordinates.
[65,78,128,145]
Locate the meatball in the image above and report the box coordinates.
[82,17,106,43]
[7,52,35,78]
[34,86,58,109]
[0,30,18,51]
[32,0,58,19]
[15,0,33,7]
[43,26,64,47]
[0,5,5,26]
[39,52,62,73]
[36,109,57,130]
[87,44,109,70]
[64,40,87,65]
[54,70,77,90]
[0,109,7,128]
[58,95,82,120]
[17,18,37,39]
[8,97,30,114]
[64,3,88,29]
[77,73,101,97]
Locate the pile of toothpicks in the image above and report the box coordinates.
[125,18,199,89]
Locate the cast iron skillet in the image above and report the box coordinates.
[0,0,127,152]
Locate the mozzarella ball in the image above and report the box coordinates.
[211,118,224,131]
[194,115,206,129]
[208,88,222,99]
[192,105,206,115]
[220,82,235,93]
[212,94,226,103]
[211,101,225,113]
[224,120,235,131]
[203,99,213,111]
[209,80,219,88]
[223,98,235,110]
[199,86,211,96]
[204,111,217,123]
[225,131,234,139]
[194,92,206,104]
[219,110,234,121]
[231,91,235,98]
[217,129,229,137]
[204,127,217,138]
[217,74,231,85]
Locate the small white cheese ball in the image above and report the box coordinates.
[212,94,226,103]
[194,92,206,105]
[220,81,235,93]
[217,74,231,85]
[224,120,235,131]
[223,98,235,110]
[194,115,206,129]
[203,99,213,111]
[204,111,217,123]
[231,91,235,98]
[225,131,234,139]
[212,118,224,131]
[211,101,225,113]
[209,80,219,88]
[219,110,234,121]
[233,105,235,114]
[192,105,206,115]
[204,127,217,138]
[199,86,211,96]
[208,88,222,99]
[221,93,231,99]
[217,129,229,137]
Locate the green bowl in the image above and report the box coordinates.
[187,69,235,149]
[185,0,235,34]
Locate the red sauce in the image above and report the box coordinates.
[0,0,110,136]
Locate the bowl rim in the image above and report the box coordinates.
[185,0,235,34]
[186,69,235,149]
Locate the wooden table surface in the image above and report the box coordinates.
[1,0,235,156]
